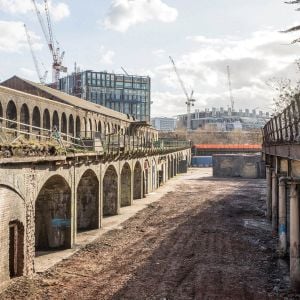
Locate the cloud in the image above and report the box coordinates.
[103,0,178,32]
[0,21,43,53]
[99,46,115,65]
[0,0,70,21]
[151,29,300,117]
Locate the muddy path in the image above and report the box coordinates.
[0,169,292,299]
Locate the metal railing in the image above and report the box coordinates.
[0,117,190,157]
[263,96,300,145]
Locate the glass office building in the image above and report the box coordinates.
[59,70,151,122]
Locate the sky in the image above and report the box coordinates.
[1,0,300,117]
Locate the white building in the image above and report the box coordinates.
[151,117,176,132]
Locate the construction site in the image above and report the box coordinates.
[2,0,300,299]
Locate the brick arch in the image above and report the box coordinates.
[6,100,17,129]
[103,165,118,216]
[35,175,71,251]
[68,114,74,137]
[32,106,41,135]
[61,112,67,138]
[20,103,30,132]
[77,169,99,231]
[121,162,131,207]
[52,110,59,130]
[133,161,142,200]
[76,116,81,138]
[0,101,3,124]
[98,120,102,134]
[43,109,50,130]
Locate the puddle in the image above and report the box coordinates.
[243,219,271,231]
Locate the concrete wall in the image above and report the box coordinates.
[213,154,263,179]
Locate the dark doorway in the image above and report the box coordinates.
[9,221,24,278]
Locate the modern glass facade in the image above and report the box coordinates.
[59,70,151,122]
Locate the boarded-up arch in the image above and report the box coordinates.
[77,170,99,231]
[133,161,142,200]
[35,175,71,251]
[121,163,131,207]
[103,165,118,216]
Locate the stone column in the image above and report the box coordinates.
[266,166,272,220]
[272,171,278,233]
[278,179,287,256]
[290,182,300,291]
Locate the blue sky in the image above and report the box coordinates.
[1,0,300,117]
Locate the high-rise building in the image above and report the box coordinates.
[59,70,151,122]
[151,117,176,132]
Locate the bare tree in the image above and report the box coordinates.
[282,1,300,43]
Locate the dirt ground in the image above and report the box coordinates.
[0,168,296,300]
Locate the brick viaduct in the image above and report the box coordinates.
[0,77,191,285]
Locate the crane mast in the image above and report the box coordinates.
[227,65,234,113]
[31,0,67,88]
[169,56,195,131]
[24,24,48,84]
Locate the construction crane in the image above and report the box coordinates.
[24,24,48,84]
[227,65,234,112]
[169,56,195,131]
[31,0,67,88]
[121,67,129,76]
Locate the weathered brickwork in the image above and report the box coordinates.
[0,149,191,285]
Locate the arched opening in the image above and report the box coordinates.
[0,102,3,124]
[98,121,102,134]
[143,160,150,196]
[6,100,17,129]
[32,106,41,135]
[76,116,81,138]
[0,186,25,282]
[20,104,29,132]
[82,117,87,138]
[35,175,71,251]
[103,165,118,216]
[88,119,92,137]
[152,160,157,190]
[94,120,97,132]
[69,114,74,137]
[121,163,131,207]
[133,161,142,200]
[43,109,50,132]
[173,157,177,176]
[61,113,67,139]
[77,170,99,231]
[52,110,59,130]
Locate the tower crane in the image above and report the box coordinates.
[24,24,48,84]
[227,65,234,112]
[31,0,67,88]
[169,56,195,131]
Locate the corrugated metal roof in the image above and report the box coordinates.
[193,144,262,149]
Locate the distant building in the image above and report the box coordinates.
[177,107,270,131]
[151,117,176,132]
[59,70,151,122]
